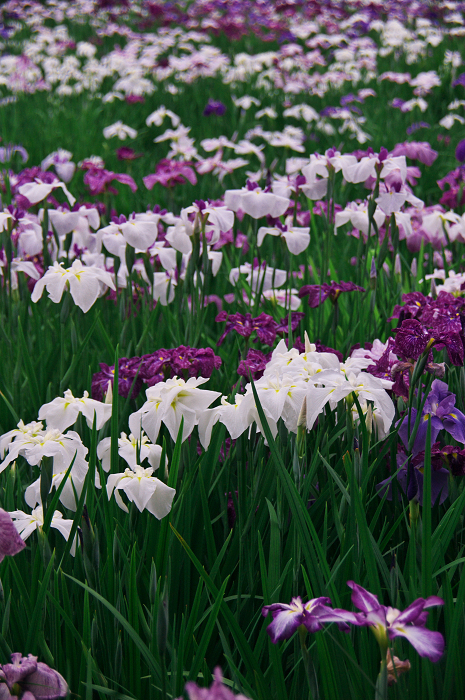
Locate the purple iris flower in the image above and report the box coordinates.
[347,581,445,663]
[456,139,465,163]
[216,312,278,346]
[203,99,226,116]
[394,318,464,366]
[390,141,437,166]
[298,281,365,308]
[262,596,355,643]
[388,292,429,322]
[393,319,431,361]
[399,379,465,455]
[452,73,465,87]
[91,357,144,401]
[0,143,28,164]
[377,447,449,506]
[0,653,68,699]
[275,312,305,335]
[237,348,271,380]
[440,444,465,475]
[406,122,431,135]
[168,346,222,378]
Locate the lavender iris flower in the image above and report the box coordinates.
[178,667,251,700]
[0,653,68,699]
[347,581,445,663]
[0,508,25,561]
[0,144,28,164]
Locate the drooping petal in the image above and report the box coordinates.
[22,660,68,698]
[389,625,444,662]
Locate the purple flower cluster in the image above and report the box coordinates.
[392,293,465,365]
[91,346,222,401]
[363,292,465,398]
[298,280,365,308]
[216,311,304,347]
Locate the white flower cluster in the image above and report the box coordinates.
[199,336,395,449]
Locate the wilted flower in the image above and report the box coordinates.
[386,649,411,686]
[116,147,143,161]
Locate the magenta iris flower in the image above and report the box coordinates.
[143,159,197,189]
[83,167,137,196]
[347,581,445,663]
